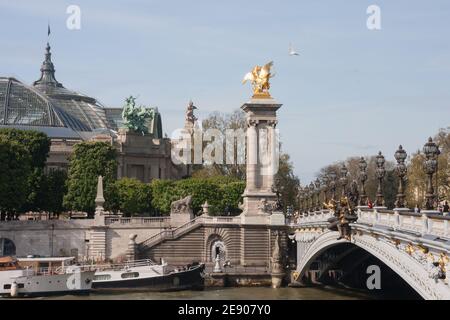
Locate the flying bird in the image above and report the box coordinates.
[289,43,300,56]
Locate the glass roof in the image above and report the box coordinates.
[0,77,95,133]
[0,41,164,139]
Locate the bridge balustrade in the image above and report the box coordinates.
[295,208,449,238]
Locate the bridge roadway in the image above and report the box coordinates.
[289,208,450,300]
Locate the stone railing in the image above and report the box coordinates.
[105,216,170,226]
[296,210,333,226]
[139,215,242,250]
[357,208,449,238]
[295,208,449,238]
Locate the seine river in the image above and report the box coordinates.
[38,286,376,300]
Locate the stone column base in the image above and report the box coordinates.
[240,214,270,225]
[270,212,285,225]
[241,190,277,215]
[271,273,285,288]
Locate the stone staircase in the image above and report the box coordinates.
[138,216,204,252]
[137,215,287,267]
[138,215,241,253]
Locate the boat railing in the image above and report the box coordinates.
[28,264,96,275]
[80,259,158,272]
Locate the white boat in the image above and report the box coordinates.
[91,259,205,292]
[0,256,95,298]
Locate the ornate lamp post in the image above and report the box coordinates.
[423,137,440,211]
[299,187,306,213]
[340,164,348,197]
[329,171,337,201]
[375,151,386,207]
[298,188,303,212]
[394,145,408,209]
[358,157,368,206]
[314,178,321,210]
[322,175,329,206]
[309,182,316,211]
[304,185,310,212]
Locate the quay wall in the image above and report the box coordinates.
[0,220,93,258]
[0,220,164,260]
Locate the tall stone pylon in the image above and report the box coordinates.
[240,96,282,221]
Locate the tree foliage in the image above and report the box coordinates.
[107,178,152,216]
[64,142,117,215]
[217,181,245,215]
[198,109,247,179]
[315,155,397,209]
[39,170,68,215]
[150,179,177,214]
[0,128,50,168]
[406,128,450,206]
[150,177,244,216]
[275,153,301,211]
[0,128,51,212]
[0,137,31,219]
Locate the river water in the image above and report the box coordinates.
[39,286,375,300]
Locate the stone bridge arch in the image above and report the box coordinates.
[297,231,450,300]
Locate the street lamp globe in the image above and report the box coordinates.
[395,145,407,163]
[423,137,440,159]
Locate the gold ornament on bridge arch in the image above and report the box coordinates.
[242,61,275,98]
[405,243,415,255]
[439,253,448,273]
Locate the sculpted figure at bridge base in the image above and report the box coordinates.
[324,197,358,241]
[170,195,194,226]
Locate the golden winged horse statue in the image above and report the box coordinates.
[242,61,274,98]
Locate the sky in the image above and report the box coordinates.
[1,0,449,183]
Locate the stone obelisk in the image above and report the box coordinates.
[240,61,283,224]
[94,175,106,225]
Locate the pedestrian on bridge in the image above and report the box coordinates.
[443,201,449,214]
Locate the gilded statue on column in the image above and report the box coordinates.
[242,61,275,98]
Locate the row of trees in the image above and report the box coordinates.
[62,141,246,217]
[0,129,67,220]
[309,128,449,209]
[314,155,398,208]
[0,131,246,218]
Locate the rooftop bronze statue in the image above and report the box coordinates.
[122,96,154,135]
[185,100,198,125]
